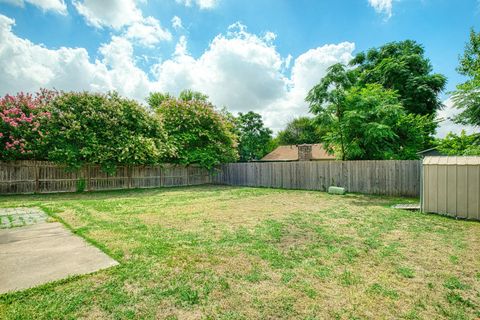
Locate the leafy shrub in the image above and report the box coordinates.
[155,97,238,168]
[42,91,175,173]
[0,89,56,160]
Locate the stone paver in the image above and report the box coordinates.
[0,207,47,228]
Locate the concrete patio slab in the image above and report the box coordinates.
[0,218,118,294]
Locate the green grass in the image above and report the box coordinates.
[0,185,479,319]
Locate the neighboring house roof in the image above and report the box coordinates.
[260,144,335,161]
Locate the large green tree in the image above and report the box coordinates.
[350,40,447,116]
[276,117,325,145]
[306,63,356,159]
[236,111,273,161]
[307,64,433,160]
[451,28,480,127]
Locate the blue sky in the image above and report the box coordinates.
[0,0,478,135]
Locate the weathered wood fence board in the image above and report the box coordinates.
[0,161,211,194]
[212,161,421,197]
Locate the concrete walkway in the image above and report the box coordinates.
[0,208,118,294]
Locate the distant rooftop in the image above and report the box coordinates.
[261,144,335,161]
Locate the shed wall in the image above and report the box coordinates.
[422,157,480,221]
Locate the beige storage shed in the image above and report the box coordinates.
[422,156,480,221]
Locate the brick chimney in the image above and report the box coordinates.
[298,144,313,161]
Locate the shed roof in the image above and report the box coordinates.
[417,147,438,155]
[423,156,480,165]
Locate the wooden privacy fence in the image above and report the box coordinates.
[1,160,421,197]
[0,161,211,194]
[212,160,421,197]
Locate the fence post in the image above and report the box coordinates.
[128,166,133,189]
[86,165,91,191]
[34,161,39,193]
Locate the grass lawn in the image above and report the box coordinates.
[0,185,479,319]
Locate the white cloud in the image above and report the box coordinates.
[0,0,67,15]
[171,15,183,30]
[73,0,171,47]
[0,14,150,100]
[368,0,393,19]
[125,16,172,47]
[264,31,276,42]
[73,0,141,29]
[152,23,286,113]
[176,0,218,9]
[151,23,354,130]
[436,98,477,138]
[0,15,354,131]
[261,42,355,129]
[98,36,152,98]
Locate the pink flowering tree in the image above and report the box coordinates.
[0,89,56,160]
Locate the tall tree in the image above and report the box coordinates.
[306,63,356,159]
[276,117,325,145]
[327,84,406,160]
[236,111,273,161]
[307,64,433,160]
[451,28,480,127]
[350,40,446,116]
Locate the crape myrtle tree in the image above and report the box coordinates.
[42,91,175,173]
[0,89,57,160]
[306,64,434,160]
[451,28,480,127]
[236,111,273,161]
[150,91,238,168]
[350,40,447,116]
[276,116,325,145]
